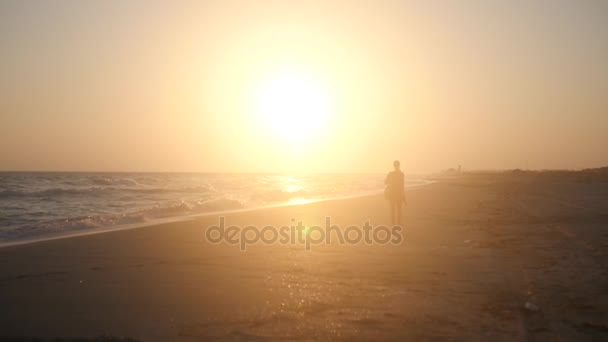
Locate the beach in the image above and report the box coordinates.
[1,176,607,341]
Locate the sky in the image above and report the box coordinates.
[1,0,607,173]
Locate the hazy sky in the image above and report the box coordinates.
[1,0,607,173]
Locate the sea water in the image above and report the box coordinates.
[0,172,428,243]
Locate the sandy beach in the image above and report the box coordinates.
[3,1,607,340]
[1,175,607,341]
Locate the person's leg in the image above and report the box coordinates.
[389,201,396,225]
[396,202,402,225]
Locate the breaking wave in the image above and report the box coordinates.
[0,172,429,243]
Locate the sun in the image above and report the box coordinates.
[253,67,333,143]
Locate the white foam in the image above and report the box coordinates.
[0,172,433,247]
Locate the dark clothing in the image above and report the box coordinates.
[385,170,405,203]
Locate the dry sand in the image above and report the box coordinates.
[1,176,607,341]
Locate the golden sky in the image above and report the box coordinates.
[1,0,607,173]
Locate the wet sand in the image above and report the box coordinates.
[1,177,607,341]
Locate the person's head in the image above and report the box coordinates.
[393,160,400,171]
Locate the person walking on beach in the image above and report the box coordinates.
[385,160,407,225]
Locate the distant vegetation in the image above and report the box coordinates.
[456,167,608,183]
[503,167,608,183]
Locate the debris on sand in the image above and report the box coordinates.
[524,302,539,312]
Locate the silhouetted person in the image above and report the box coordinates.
[385,160,406,225]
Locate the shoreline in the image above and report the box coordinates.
[0,182,433,249]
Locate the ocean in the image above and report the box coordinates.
[0,172,428,244]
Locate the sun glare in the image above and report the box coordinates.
[253,67,333,143]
